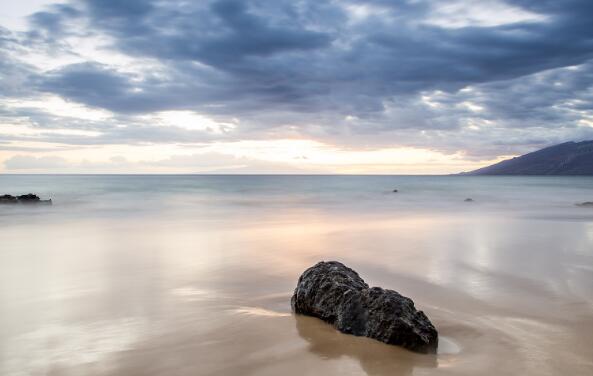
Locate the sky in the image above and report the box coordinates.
[0,0,592,174]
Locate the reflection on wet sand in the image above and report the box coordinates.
[295,314,437,376]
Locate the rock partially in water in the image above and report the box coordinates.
[464,198,474,202]
[576,201,593,207]
[0,194,52,205]
[291,261,438,353]
[17,193,41,203]
[393,189,399,193]
[0,194,18,204]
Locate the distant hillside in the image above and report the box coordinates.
[465,141,593,175]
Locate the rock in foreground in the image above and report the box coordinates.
[0,194,52,205]
[291,261,438,353]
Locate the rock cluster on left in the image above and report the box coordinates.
[0,194,52,205]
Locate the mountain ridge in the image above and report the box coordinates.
[464,141,593,175]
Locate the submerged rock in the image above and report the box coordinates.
[0,193,52,205]
[576,201,593,207]
[291,261,438,353]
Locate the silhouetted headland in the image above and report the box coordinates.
[463,140,593,175]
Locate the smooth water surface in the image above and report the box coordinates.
[1,175,593,375]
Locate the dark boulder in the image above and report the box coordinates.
[576,201,593,207]
[393,189,398,193]
[291,261,438,353]
[464,198,474,202]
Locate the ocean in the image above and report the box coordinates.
[1,175,592,375]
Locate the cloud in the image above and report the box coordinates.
[4,155,69,169]
[1,152,314,174]
[0,28,36,97]
[1,0,593,161]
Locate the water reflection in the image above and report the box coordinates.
[295,314,437,376]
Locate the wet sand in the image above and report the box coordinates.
[1,212,592,375]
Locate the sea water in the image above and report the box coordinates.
[1,175,592,375]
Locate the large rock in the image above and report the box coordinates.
[291,261,438,353]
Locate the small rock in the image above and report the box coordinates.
[291,261,438,353]
[17,193,41,203]
[464,198,474,202]
[0,193,52,205]
[576,201,593,207]
[0,194,18,204]
[393,189,398,193]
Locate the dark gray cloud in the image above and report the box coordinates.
[29,4,81,35]
[2,0,593,157]
[0,28,36,97]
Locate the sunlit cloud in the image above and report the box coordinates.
[4,95,113,121]
[1,139,500,174]
[424,0,547,28]
[144,111,238,134]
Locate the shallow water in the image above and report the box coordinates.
[1,175,592,375]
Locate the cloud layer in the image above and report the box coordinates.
[1,0,593,172]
